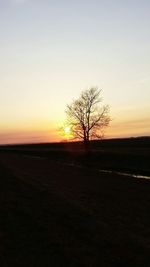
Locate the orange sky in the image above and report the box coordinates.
[0,114,149,144]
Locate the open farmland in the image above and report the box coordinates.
[0,138,150,266]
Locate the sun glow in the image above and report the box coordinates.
[64,126,71,134]
[61,125,72,141]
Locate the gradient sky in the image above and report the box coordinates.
[0,0,150,144]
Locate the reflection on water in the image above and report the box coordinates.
[21,154,150,181]
[99,170,150,180]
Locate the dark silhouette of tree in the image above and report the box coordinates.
[66,87,110,145]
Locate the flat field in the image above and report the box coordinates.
[0,138,150,266]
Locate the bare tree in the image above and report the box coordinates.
[66,87,110,145]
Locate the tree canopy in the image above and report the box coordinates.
[66,87,110,144]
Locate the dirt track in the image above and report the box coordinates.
[0,153,150,266]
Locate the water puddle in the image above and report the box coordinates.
[99,169,150,180]
[22,154,150,180]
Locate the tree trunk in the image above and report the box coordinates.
[84,137,90,154]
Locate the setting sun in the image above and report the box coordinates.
[64,126,71,134]
[63,126,73,140]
